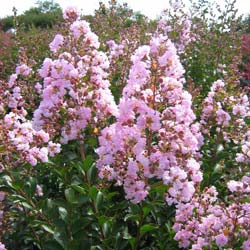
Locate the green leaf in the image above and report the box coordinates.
[66,151,77,161]
[72,217,93,235]
[2,175,22,191]
[21,201,33,210]
[71,184,86,195]
[140,224,158,234]
[89,186,98,200]
[83,155,94,171]
[130,204,141,215]
[124,214,140,222]
[41,224,54,234]
[86,137,98,147]
[65,188,77,204]
[128,238,136,250]
[102,221,109,237]
[58,207,68,222]
[142,206,152,216]
[98,215,108,226]
[54,230,68,250]
[242,198,250,203]
[106,191,119,200]
[24,177,37,197]
[87,165,97,184]
[44,241,64,250]
[95,191,103,210]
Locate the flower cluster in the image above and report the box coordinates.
[236,130,250,164]
[174,176,250,249]
[200,79,250,142]
[2,63,35,111]
[106,40,124,59]
[2,108,60,166]
[33,7,117,143]
[158,1,195,54]
[0,63,60,167]
[97,31,203,204]
[198,75,250,192]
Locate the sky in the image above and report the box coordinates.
[0,0,249,19]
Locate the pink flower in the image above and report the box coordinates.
[16,64,32,76]
[0,192,5,202]
[8,73,17,88]
[97,28,202,205]
[85,32,100,48]
[63,6,79,21]
[216,108,231,126]
[39,58,53,78]
[48,142,61,157]
[0,242,6,250]
[35,82,42,94]
[49,34,64,53]
[70,20,90,39]
[227,180,243,192]
[243,240,250,250]
[36,184,43,196]
[215,234,228,247]
[36,130,50,143]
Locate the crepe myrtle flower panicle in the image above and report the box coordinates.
[97,30,202,204]
[2,109,61,166]
[4,64,33,109]
[33,8,117,143]
[63,6,79,21]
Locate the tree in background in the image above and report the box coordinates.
[0,0,62,31]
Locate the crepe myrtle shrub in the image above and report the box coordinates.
[0,4,250,250]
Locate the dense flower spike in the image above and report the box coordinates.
[0,65,61,167]
[2,109,61,166]
[174,177,250,249]
[4,63,33,109]
[97,31,203,204]
[158,1,195,54]
[33,8,117,143]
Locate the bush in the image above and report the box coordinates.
[0,2,249,250]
